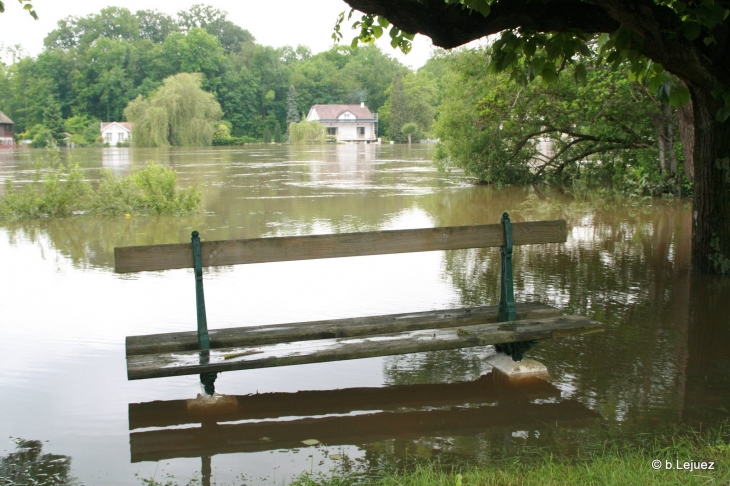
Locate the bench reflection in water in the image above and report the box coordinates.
[128,370,601,481]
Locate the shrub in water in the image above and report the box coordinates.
[90,163,201,216]
[0,148,91,220]
[0,155,201,221]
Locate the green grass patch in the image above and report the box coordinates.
[290,425,730,485]
[0,150,201,221]
[137,424,730,486]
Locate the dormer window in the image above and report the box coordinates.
[338,112,355,120]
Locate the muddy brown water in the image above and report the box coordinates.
[1,145,728,485]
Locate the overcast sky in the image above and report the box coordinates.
[0,0,437,68]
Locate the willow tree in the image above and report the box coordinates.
[289,120,326,143]
[124,73,222,147]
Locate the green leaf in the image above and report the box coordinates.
[377,16,390,28]
[682,21,702,41]
[351,37,359,49]
[717,106,730,123]
[669,85,690,107]
[372,25,383,38]
[531,57,546,75]
[648,75,664,94]
[524,40,536,58]
[597,33,609,48]
[574,64,587,85]
[541,63,558,85]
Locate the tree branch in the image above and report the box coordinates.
[343,0,729,92]
[342,0,619,49]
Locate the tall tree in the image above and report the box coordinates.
[177,4,254,54]
[286,85,299,125]
[387,73,408,142]
[341,0,730,275]
[42,96,65,144]
[124,72,221,147]
[136,10,178,44]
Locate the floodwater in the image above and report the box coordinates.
[0,145,728,485]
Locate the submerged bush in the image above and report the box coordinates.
[0,148,91,220]
[90,163,201,216]
[0,156,201,221]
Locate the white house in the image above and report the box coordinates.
[306,103,378,143]
[0,111,14,146]
[100,121,132,144]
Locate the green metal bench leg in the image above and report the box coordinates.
[498,212,517,322]
[192,231,218,394]
[495,212,539,362]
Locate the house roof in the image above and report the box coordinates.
[101,121,132,132]
[309,104,374,120]
[0,111,14,124]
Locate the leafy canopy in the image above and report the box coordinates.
[434,47,660,187]
[337,0,730,120]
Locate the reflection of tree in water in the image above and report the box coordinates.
[0,438,75,485]
[384,348,492,386]
[426,192,730,430]
[2,215,209,270]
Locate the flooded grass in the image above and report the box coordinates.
[132,424,730,485]
[288,424,730,485]
[0,151,201,220]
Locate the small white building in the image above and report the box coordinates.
[0,111,15,146]
[306,103,378,143]
[100,121,132,144]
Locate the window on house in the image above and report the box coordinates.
[327,127,337,135]
[105,133,112,142]
[357,127,365,137]
[118,133,125,142]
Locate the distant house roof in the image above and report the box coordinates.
[0,111,14,124]
[101,121,132,132]
[308,104,374,120]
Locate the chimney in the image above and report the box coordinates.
[360,102,365,109]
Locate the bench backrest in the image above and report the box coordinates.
[114,220,567,274]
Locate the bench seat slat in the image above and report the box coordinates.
[126,302,562,356]
[115,220,567,273]
[127,315,603,380]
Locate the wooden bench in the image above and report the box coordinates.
[115,213,602,394]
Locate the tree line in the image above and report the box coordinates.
[0,5,443,146]
[0,5,691,197]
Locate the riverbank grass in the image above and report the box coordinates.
[138,424,730,485]
[289,425,730,486]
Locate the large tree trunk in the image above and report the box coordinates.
[691,88,730,274]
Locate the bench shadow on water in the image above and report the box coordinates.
[1,145,730,484]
